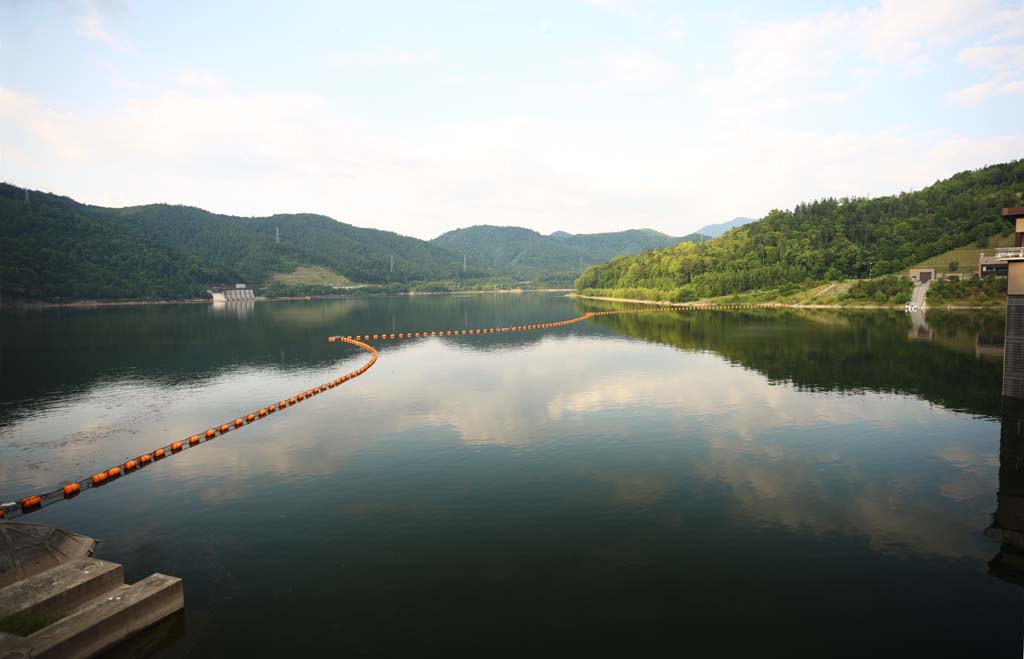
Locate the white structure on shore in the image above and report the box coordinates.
[209,284,255,302]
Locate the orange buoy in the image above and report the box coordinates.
[390,334,396,339]
[91,472,107,485]
[124,459,138,471]
[297,394,305,401]
[305,390,313,397]
[268,404,276,413]
[154,448,166,459]
[107,467,121,479]
[171,441,184,452]
[21,496,41,511]
[258,408,267,417]
[246,413,256,423]
[290,397,298,404]
[234,418,244,428]
[189,435,201,446]
[205,429,216,439]
[139,453,152,465]
[63,483,80,497]
[220,423,230,433]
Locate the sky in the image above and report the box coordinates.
[1,0,1022,239]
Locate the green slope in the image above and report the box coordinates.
[431,225,706,286]
[89,204,482,286]
[906,231,1015,275]
[577,160,1024,301]
[0,185,236,301]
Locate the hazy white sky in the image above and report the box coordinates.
[1,0,1022,239]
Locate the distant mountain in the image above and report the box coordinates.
[694,217,756,238]
[431,226,706,286]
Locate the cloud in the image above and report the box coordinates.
[2,73,1022,240]
[947,41,1024,105]
[946,78,1024,105]
[77,14,129,52]
[702,0,1021,121]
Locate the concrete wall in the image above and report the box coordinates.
[1009,263,1024,295]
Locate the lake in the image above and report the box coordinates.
[0,294,1020,657]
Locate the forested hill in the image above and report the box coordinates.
[93,204,479,285]
[0,186,237,300]
[0,184,495,301]
[576,160,1024,301]
[431,225,706,284]
[0,183,707,301]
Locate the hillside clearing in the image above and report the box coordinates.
[907,231,1015,275]
[267,265,352,287]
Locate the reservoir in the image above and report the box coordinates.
[0,293,1019,656]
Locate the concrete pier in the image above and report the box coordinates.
[0,522,183,658]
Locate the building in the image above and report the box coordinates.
[994,207,1024,398]
[980,254,1009,278]
[909,267,936,283]
[209,284,255,302]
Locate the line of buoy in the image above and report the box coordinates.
[0,304,779,519]
[0,337,377,520]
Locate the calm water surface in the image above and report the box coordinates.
[0,294,1021,656]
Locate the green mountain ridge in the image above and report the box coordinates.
[431,225,706,285]
[576,160,1024,302]
[0,184,707,301]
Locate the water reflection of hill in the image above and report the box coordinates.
[582,304,1006,418]
[0,295,573,426]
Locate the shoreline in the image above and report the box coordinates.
[569,293,1001,311]
[2,288,576,311]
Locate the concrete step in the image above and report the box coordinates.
[0,558,123,625]
[27,574,183,659]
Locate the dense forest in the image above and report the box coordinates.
[432,225,705,286]
[577,160,1024,301]
[0,187,236,300]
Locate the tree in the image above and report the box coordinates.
[949,261,959,272]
